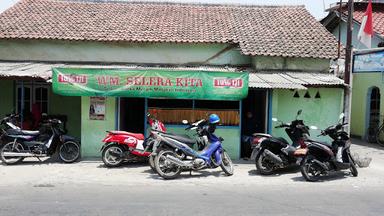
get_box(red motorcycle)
[101,113,166,167]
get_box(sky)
[0,0,336,20]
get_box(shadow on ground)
[290,170,354,182]
[248,166,300,177]
[352,138,384,151]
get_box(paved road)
[0,140,384,216]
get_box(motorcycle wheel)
[0,142,24,165]
[59,141,80,163]
[210,154,219,168]
[349,154,358,177]
[102,144,124,167]
[300,154,322,182]
[154,150,182,180]
[220,151,234,176]
[148,155,156,172]
[255,150,274,175]
[376,126,384,147]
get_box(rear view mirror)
[182,120,189,124]
[295,110,302,120]
[339,113,345,120]
[297,110,302,116]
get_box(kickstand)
[189,170,192,176]
[36,157,42,162]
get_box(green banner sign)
[52,68,249,100]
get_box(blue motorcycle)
[152,114,234,179]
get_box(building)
[322,1,384,140]
[0,0,344,159]
[322,0,384,49]
[352,48,384,140]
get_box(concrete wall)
[0,80,80,139]
[0,40,251,66]
[332,21,383,49]
[49,92,81,139]
[271,88,344,143]
[81,96,116,157]
[0,80,14,118]
[252,56,330,72]
[351,72,384,138]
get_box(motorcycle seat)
[307,139,333,148]
[7,129,40,136]
[274,137,289,145]
[107,131,145,140]
[162,133,196,145]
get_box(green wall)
[252,56,330,72]
[351,73,384,138]
[81,97,116,157]
[49,91,81,139]
[271,88,344,142]
[0,81,80,139]
[165,125,241,159]
[0,40,251,66]
[0,80,14,118]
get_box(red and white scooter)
[100,113,166,167]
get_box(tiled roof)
[335,2,384,38]
[351,4,384,37]
[0,0,340,59]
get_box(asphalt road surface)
[0,140,384,216]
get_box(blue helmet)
[209,114,220,124]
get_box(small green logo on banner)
[52,68,248,100]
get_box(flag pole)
[337,0,342,59]
[344,0,354,135]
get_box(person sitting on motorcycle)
[200,114,220,142]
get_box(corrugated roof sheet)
[0,62,345,89]
[0,62,241,80]
[249,72,344,89]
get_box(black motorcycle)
[300,114,358,182]
[0,116,80,165]
[252,110,311,175]
[0,114,21,145]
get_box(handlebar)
[0,114,19,125]
[274,123,290,128]
[185,119,206,131]
[319,122,348,137]
[42,119,62,125]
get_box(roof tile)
[0,0,340,59]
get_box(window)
[147,99,240,126]
[16,81,49,114]
[34,87,48,113]
[17,86,31,114]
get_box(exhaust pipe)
[2,152,46,157]
[166,155,190,167]
[264,149,283,164]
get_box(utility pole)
[344,0,354,134]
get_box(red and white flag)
[357,0,374,48]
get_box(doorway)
[367,87,381,141]
[241,89,267,158]
[119,98,145,133]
